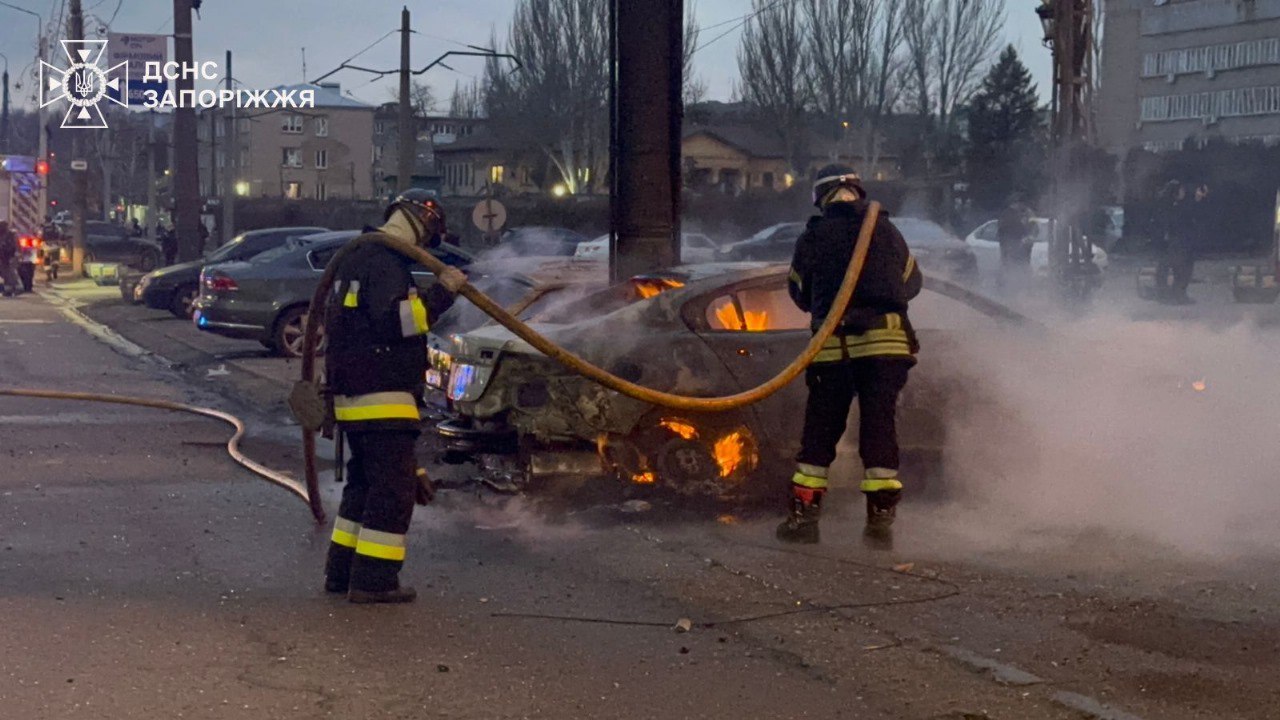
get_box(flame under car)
[437,263,1004,499]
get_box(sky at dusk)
[0,0,1051,110]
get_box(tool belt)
[813,313,916,363]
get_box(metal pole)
[396,6,413,193]
[1,64,10,154]
[222,50,235,242]
[146,111,156,239]
[68,0,88,275]
[612,0,683,282]
[208,106,216,247]
[172,0,201,262]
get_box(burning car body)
[435,262,1007,498]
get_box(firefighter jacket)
[325,233,455,428]
[788,200,923,362]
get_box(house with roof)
[200,82,376,201]
[682,124,902,195]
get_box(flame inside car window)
[706,285,810,332]
[712,302,771,331]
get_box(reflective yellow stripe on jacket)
[333,391,421,423]
[814,314,912,362]
[398,293,430,337]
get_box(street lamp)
[1036,1,1055,46]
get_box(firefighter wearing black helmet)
[323,189,467,603]
[776,165,922,545]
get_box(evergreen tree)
[965,45,1044,212]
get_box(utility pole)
[396,6,413,193]
[68,0,88,275]
[208,107,216,248]
[172,0,201,262]
[1039,0,1096,302]
[221,49,235,242]
[146,111,156,239]
[611,0,683,281]
[1,57,10,153]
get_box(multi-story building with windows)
[1098,0,1280,154]
[199,82,374,201]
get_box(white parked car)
[965,218,1108,277]
[575,232,722,264]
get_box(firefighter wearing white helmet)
[776,165,923,544]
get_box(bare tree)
[902,0,939,119]
[866,1,907,172]
[803,0,875,134]
[390,81,438,116]
[931,0,1006,132]
[484,0,610,194]
[448,81,483,119]
[684,1,706,107]
[737,0,812,174]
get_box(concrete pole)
[396,6,413,193]
[68,0,88,275]
[612,0,683,282]
[1,64,10,153]
[221,50,235,241]
[171,0,202,262]
[146,112,156,238]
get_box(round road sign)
[472,199,507,234]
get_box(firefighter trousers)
[325,428,419,593]
[796,358,912,478]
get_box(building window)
[372,145,383,162]
[1141,85,1280,122]
[490,165,505,184]
[315,116,329,137]
[285,181,302,200]
[762,171,775,188]
[315,149,329,170]
[215,117,226,138]
[282,148,302,167]
[216,151,226,169]
[282,114,304,134]
[315,183,328,201]
[1143,38,1280,78]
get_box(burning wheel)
[606,414,761,498]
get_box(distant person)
[161,224,178,267]
[0,222,20,298]
[130,218,143,237]
[997,199,1034,274]
[1155,181,1196,305]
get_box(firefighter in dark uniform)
[323,189,467,603]
[777,166,923,544]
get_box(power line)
[693,0,794,56]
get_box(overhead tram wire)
[693,0,796,56]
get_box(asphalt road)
[1,280,1279,719]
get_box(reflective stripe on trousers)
[355,527,407,562]
[333,392,421,423]
[331,516,362,548]
[791,463,829,490]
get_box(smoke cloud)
[934,307,1280,559]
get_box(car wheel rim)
[283,314,323,356]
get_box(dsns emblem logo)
[39,40,128,129]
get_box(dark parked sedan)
[82,221,163,273]
[137,226,328,317]
[716,222,807,262]
[193,231,474,357]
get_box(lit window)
[282,114,304,134]
[490,165,505,184]
[315,116,329,137]
[315,149,328,170]
[285,181,302,200]
[282,148,301,167]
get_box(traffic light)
[35,159,49,176]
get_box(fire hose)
[0,388,310,506]
[297,203,884,524]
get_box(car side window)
[975,221,998,241]
[309,246,339,270]
[703,284,809,332]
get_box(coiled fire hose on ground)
[0,388,310,506]
[296,204,884,524]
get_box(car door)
[690,275,812,454]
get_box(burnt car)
[438,263,1002,498]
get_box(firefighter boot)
[864,490,901,530]
[776,487,824,544]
